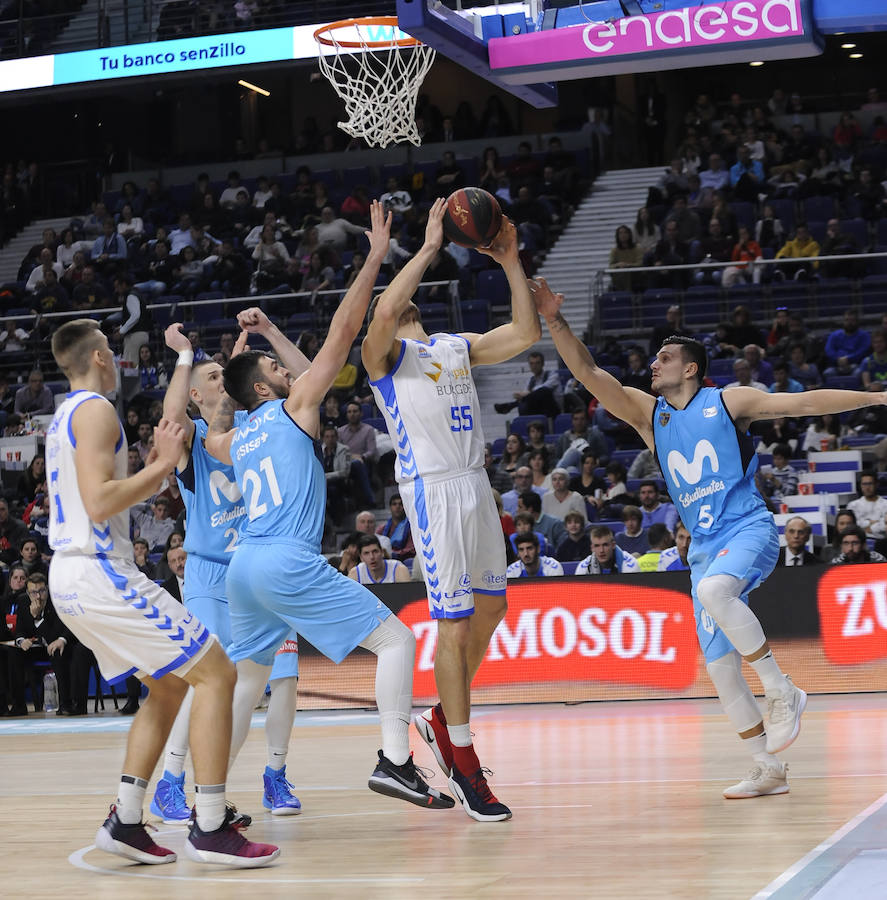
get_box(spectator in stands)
[355,510,392,556]
[694,217,732,285]
[628,449,662,480]
[555,512,591,563]
[136,344,166,393]
[775,222,820,281]
[830,526,887,565]
[131,496,175,552]
[507,141,542,191]
[554,409,608,470]
[860,329,887,392]
[636,524,674,572]
[755,416,801,456]
[25,249,63,293]
[802,414,843,452]
[509,511,549,556]
[847,472,887,542]
[90,217,127,275]
[526,449,551,493]
[743,344,773,386]
[806,146,844,194]
[14,370,54,416]
[665,195,701,244]
[850,168,885,222]
[484,444,512,495]
[300,250,336,297]
[15,537,47,578]
[56,228,80,268]
[699,152,729,193]
[134,240,173,298]
[132,538,155,579]
[658,522,691,571]
[609,226,643,291]
[320,423,351,524]
[754,203,785,253]
[722,225,763,287]
[497,433,526,483]
[506,532,563,578]
[15,454,45,505]
[649,304,692,356]
[117,203,144,241]
[208,239,251,296]
[32,269,70,316]
[821,509,857,563]
[632,206,660,254]
[0,320,31,353]
[316,205,365,253]
[568,450,605,502]
[658,158,689,200]
[824,309,871,377]
[380,176,413,215]
[332,532,362,576]
[788,342,822,389]
[510,185,551,247]
[727,304,765,349]
[479,147,506,195]
[819,218,862,279]
[0,499,28,567]
[162,546,187,603]
[431,150,465,198]
[777,517,821,567]
[542,468,587,522]
[170,245,205,298]
[494,350,562,417]
[377,493,415,562]
[588,461,628,515]
[758,443,799,505]
[113,273,152,375]
[218,170,245,208]
[648,219,690,288]
[615,505,649,556]
[729,145,765,202]
[638,481,679,531]
[517,490,565,551]
[576,525,641,574]
[348,534,410,584]
[726,358,767,391]
[767,308,791,349]
[769,360,804,394]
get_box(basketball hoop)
[314,16,436,148]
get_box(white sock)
[194,783,226,832]
[744,732,780,767]
[116,775,148,824]
[749,651,787,693]
[359,617,415,766]
[228,659,273,773]
[162,687,192,777]
[447,723,472,748]
[265,677,298,770]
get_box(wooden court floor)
[1,694,885,899]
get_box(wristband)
[176,350,194,368]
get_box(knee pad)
[706,651,762,735]
[359,615,415,657]
[696,574,746,620]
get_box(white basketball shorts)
[399,468,507,620]
[49,553,213,684]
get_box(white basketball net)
[316,20,436,148]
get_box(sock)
[447,723,471,747]
[194,783,226,832]
[748,651,787,693]
[265,676,297,771]
[162,687,193,778]
[744,732,780,768]
[116,775,148,824]
[228,659,273,772]
[452,742,480,775]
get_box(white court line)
[750,791,887,899]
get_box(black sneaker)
[94,805,177,864]
[184,819,279,868]
[494,402,514,414]
[188,802,252,830]
[368,750,455,809]
[449,765,512,822]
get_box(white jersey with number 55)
[369,334,485,483]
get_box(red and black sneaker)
[184,818,279,868]
[94,805,177,864]
[449,766,512,822]
[414,704,453,777]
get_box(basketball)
[442,187,503,248]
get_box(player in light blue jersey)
[534,277,887,799]
[362,199,540,822]
[205,202,454,812]
[149,314,309,824]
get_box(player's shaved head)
[51,318,106,376]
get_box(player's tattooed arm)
[533,278,655,446]
[723,385,887,425]
[236,308,309,378]
[204,394,236,464]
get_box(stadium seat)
[476,270,509,305]
[803,196,836,222]
[553,413,573,433]
[460,300,490,333]
[598,292,634,331]
[510,415,549,437]
[561,561,580,576]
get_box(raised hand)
[365,199,393,260]
[423,197,447,252]
[529,277,564,320]
[477,217,517,262]
[164,323,192,353]
[231,330,250,358]
[152,418,187,469]
[237,307,272,335]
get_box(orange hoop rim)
[313,16,422,49]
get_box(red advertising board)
[817,565,887,666]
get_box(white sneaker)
[765,676,807,753]
[723,762,789,799]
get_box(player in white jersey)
[362,198,541,822]
[349,534,410,584]
[149,313,310,824]
[46,319,278,867]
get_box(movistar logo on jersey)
[208,469,243,505]
[667,439,720,487]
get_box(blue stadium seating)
[510,414,549,436]
[598,292,634,330]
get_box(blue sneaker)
[262,765,302,816]
[150,770,191,825]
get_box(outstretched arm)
[533,278,656,446]
[236,307,311,378]
[465,220,541,366]
[723,385,887,429]
[163,323,198,470]
[361,198,446,380]
[203,394,237,465]
[285,201,391,431]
